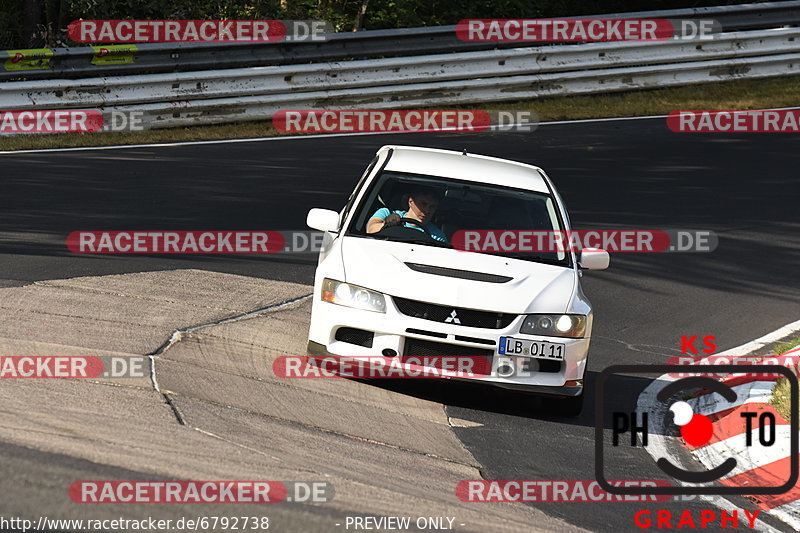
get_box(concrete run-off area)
[0,269,584,532]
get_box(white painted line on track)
[713,318,800,358]
[0,116,646,155]
[4,106,799,155]
[771,502,800,531]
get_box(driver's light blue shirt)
[371,208,448,243]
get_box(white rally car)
[305,145,608,416]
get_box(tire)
[548,392,584,417]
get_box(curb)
[684,346,800,527]
[637,325,800,533]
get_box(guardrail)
[1,4,798,131]
[2,0,799,82]
[3,28,799,126]
[4,29,798,109]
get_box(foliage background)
[0,0,755,48]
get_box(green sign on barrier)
[3,48,53,71]
[91,44,138,65]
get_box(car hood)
[341,236,575,314]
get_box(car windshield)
[346,170,570,267]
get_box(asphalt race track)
[1,117,799,532]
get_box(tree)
[354,0,369,31]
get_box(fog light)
[382,348,397,357]
[497,364,514,377]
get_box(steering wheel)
[398,217,432,237]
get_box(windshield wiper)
[393,237,453,248]
[515,255,569,266]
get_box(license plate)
[498,337,565,361]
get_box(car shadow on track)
[352,370,670,431]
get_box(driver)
[366,187,448,243]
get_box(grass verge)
[1,74,799,152]
[770,337,800,421]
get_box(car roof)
[377,145,550,193]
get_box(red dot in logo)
[680,414,713,446]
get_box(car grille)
[403,337,493,358]
[454,335,496,346]
[519,357,562,374]
[402,338,493,374]
[392,296,516,329]
[334,327,374,348]
[406,328,447,339]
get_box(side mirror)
[307,208,340,233]
[578,248,609,270]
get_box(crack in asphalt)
[145,293,313,426]
[596,334,685,356]
[137,292,484,471]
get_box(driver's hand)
[383,213,402,228]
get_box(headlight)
[321,278,386,313]
[520,314,587,338]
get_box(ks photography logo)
[594,365,798,495]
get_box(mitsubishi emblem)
[445,310,461,325]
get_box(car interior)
[354,174,558,243]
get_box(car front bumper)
[307,340,582,397]
[307,297,590,397]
